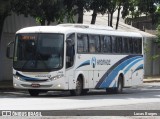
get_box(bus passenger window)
[123,37,129,53]
[129,38,133,53]
[138,38,142,54]
[112,36,117,53]
[89,35,100,53]
[133,38,138,54]
[77,34,88,53]
[90,43,96,53]
[117,37,122,53]
[104,36,112,53]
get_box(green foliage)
[63,0,77,23]
[156,25,160,45]
[0,0,11,15]
[0,0,12,46]
[11,0,64,25]
[151,54,160,61]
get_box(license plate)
[31,84,40,87]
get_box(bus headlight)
[49,74,64,81]
[13,75,25,81]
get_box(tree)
[115,0,122,29]
[63,0,76,23]
[107,0,117,27]
[85,0,106,24]
[76,0,86,23]
[64,0,87,23]
[0,0,11,46]
[115,0,132,29]
[156,5,160,44]
[11,0,64,25]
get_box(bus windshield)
[13,33,64,71]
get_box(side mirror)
[6,41,14,59]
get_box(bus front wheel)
[28,89,39,96]
[70,77,83,96]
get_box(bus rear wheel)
[115,75,123,94]
[70,77,83,96]
[28,89,39,96]
[106,75,123,94]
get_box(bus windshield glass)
[13,33,64,71]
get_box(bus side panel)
[74,71,89,89]
[131,60,144,86]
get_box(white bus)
[7,24,143,96]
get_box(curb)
[0,86,15,91]
[143,79,160,83]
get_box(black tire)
[106,75,123,94]
[70,77,83,96]
[115,75,123,94]
[28,89,39,96]
[106,88,115,94]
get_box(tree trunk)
[0,14,6,48]
[40,18,46,25]
[116,6,121,29]
[91,9,97,24]
[110,12,113,27]
[47,21,51,25]
[108,12,110,26]
[77,6,83,23]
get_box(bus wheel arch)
[70,74,83,96]
[106,73,124,94]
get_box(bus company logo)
[91,57,96,68]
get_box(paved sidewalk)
[0,80,13,90]
[0,77,160,90]
[143,76,160,83]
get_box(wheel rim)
[118,80,122,93]
[76,80,82,95]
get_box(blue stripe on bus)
[16,72,47,81]
[76,60,90,69]
[95,55,143,88]
[133,64,144,73]
[124,58,143,74]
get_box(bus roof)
[16,24,142,37]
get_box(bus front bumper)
[13,77,68,90]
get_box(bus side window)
[100,36,104,52]
[104,36,112,53]
[138,38,142,54]
[123,37,129,53]
[77,34,88,53]
[129,38,133,53]
[66,33,75,68]
[112,36,117,53]
[117,37,122,53]
[133,38,138,54]
[95,35,100,52]
[89,35,98,53]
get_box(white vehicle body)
[12,24,143,94]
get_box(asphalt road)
[0,83,160,118]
